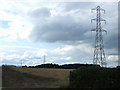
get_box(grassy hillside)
[2,66,73,88]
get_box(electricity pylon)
[43,55,46,64]
[91,6,107,67]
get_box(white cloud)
[1,42,118,67]
[1,43,93,65]
[107,55,118,61]
[106,55,119,67]
[6,54,20,60]
[0,0,34,41]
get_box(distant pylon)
[91,6,107,67]
[43,55,46,64]
[21,59,22,67]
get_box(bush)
[69,66,119,88]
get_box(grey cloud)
[60,2,95,11]
[105,31,118,50]
[29,2,118,50]
[29,7,51,18]
[29,15,90,44]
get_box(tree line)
[22,63,100,69]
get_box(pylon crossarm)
[91,18,97,23]
[102,29,107,35]
[100,8,105,14]
[100,18,106,24]
[91,8,97,12]
[91,29,96,31]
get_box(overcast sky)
[0,0,119,67]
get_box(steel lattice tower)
[91,6,107,67]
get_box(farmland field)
[2,66,73,88]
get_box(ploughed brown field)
[2,66,73,88]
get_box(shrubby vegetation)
[69,66,120,88]
[24,63,100,69]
